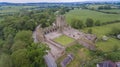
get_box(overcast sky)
[0,0,119,3]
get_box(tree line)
[71,18,101,29]
[71,18,120,29]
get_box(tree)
[11,43,49,67]
[11,40,27,52]
[3,27,16,39]
[25,19,36,30]
[71,19,84,29]
[86,18,94,27]
[27,43,50,67]
[11,49,30,67]
[14,30,33,45]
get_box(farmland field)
[65,9,120,24]
[0,6,38,22]
[0,6,37,14]
[83,23,120,38]
[53,35,75,46]
[83,23,120,52]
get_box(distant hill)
[0,2,120,6]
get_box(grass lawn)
[53,35,75,46]
[65,9,120,24]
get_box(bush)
[86,18,94,27]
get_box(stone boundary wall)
[50,39,65,47]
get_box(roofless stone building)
[35,15,97,67]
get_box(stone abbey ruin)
[36,15,97,67]
[35,15,97,67]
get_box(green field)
[65,9,120,24]
[53,35,75,46]
[84,23,120,38]
[0,6,38,22]
[0,6,37,14]
[83,23,120,52]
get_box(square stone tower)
[55,15,67,32]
